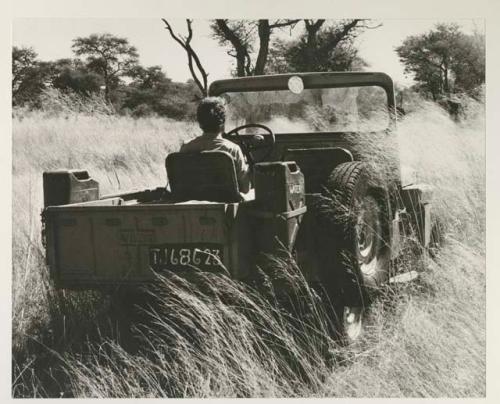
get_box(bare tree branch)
[214,19,301,76]
[357,21,383,30]
[162,19,209,96]
[162,19,188,50]
[332,19,361,45]
[215,19,251,77]
[186,20,209,94]
[269,19,301,29]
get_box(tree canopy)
[12,46,51,107]
[72,33,140,101]
[396,24,485,100]
[268,20,372,73]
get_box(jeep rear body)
[43,161,306,289]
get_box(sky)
[12,18,483,88]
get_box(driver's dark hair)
[197,97,226,133]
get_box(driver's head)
[197,97,226,135]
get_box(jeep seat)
[166,151,242,203]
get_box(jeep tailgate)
[43,202,238,289]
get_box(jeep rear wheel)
[309,282,365,346]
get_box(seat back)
[166,151,242,202]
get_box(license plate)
[149,243,224,272]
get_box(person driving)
[180,97,251,193]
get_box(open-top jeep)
[41,72,435,342]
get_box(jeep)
[41,72,435,343]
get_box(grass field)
[11,93,485,397]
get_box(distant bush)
[52,67,103,95]
[121,79,200,120]
[35,88,115,116]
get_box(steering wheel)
[224,123,275,164]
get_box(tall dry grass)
[12,90,485,397]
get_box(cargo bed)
[43,197,245,289]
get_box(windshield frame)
[209,72,396,134]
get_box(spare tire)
[313,162,391,343]
[327,162,391,289]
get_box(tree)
[211,19,300,77]
[12,46,51,106]
[123,65,172,115]
[161,19,208,96]
[396,24,485,100]
[72,33,139,101]
[450,29,485,96]
[12,46,38,97]
[268,20,376,74]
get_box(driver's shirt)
[179,134,250,193]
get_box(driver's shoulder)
[216,137,242,152]
[180,135,204,152]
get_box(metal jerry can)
[252,161,307,253]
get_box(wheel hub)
[343,306,363,341]
[346,312,356,324]
[355,196,381,276]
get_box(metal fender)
[401,183,434,247]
